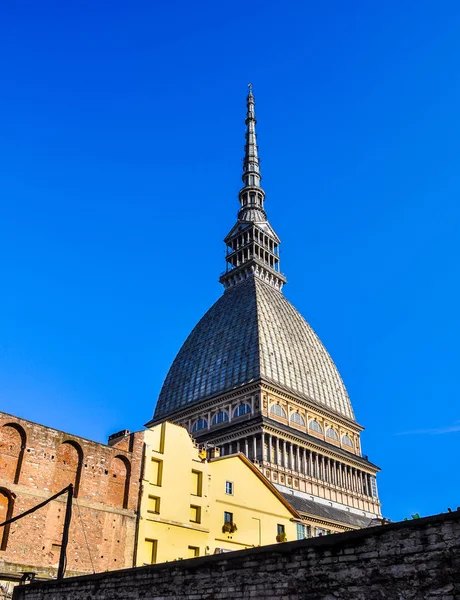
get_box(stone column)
[309,451,313,477]
[302,448,307,475]
[253,436,257,461]
[237,440,241,453]
[283,440,287,468]
[315,454,319,479]
[276,437,280,465]
[269,434,273,463]
[244,438,249,456]
[296,446,301,473]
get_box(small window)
[370,476,378,498]
[151,459,163,486]
[296,523,311,540]
[309,420,323,434]
[233,403,251,418]
[191,470,203,497]
[212,411,229,426]
[224,511,233,523]
[342,434,354,448]
[145,539,158,565]
[225,481,233,495]
[190,505,201,524]
[192,418,208,433]
[147,495,160,514]
[326,428,339,441]
[290,412,305,426]
[270,404,287,419]
[277,524,285,535]
[315,528,330,537]
[188,546,200,558]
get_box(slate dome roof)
[153,276,354,422]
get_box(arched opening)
[212,411,229,426]
[0,488,14,550]
[191,418,208,433]
[108,455,131,509]
[52,441,83,497]
[269,404,287,419]
[326,427,339,441]
[309,420,323,434]
[342,434,354,448]
[233,403,251,418]
[290,412,305,427]
[0,423,26,484]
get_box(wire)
[75,497,96,574]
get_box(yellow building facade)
[135,422,300,565]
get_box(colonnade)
[219,433,376,499]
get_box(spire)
[238,84,266,218]
[219,86,287,292]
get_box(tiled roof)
[154,276,354,421]
[281,492,376,529]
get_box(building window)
[309,419,323,434]
[296,523,311,540]
[342,434,354,448]
[290,412,305,426]
[225,481,233,495]
[192,418,208,433]
[326,428,339,441]
[315,528,330,537]
[224,511,233,523]
[190,505,201,524]
[188,546,200,558]
[144,539,158,565]
[212,411,229,426]
[191,470,203,497]
[147,495,160,514]
[150,459,163,486]
[277,524,285,536]
[370,476,378,498]
[233,403,251,418]
[270,404,287,419]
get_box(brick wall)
[12,510,460,600]
[0,412,144,584]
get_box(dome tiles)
[154,276,354,422]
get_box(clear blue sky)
[1,1,459,522]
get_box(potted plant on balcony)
[276,531,287,543]
[222,522,238,534]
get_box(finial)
[248,82,253,96]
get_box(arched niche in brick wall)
[0,488,15,550]
[107,455,131,509]
[52,441,83,497]
[0,423,27,485]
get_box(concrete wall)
[13,510,460,600]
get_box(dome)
[154,276,354,422]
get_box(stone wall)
[13,510,460,600]
[0,412,144,585]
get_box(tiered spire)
[237,84,266,221]
[219,86,286,292]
